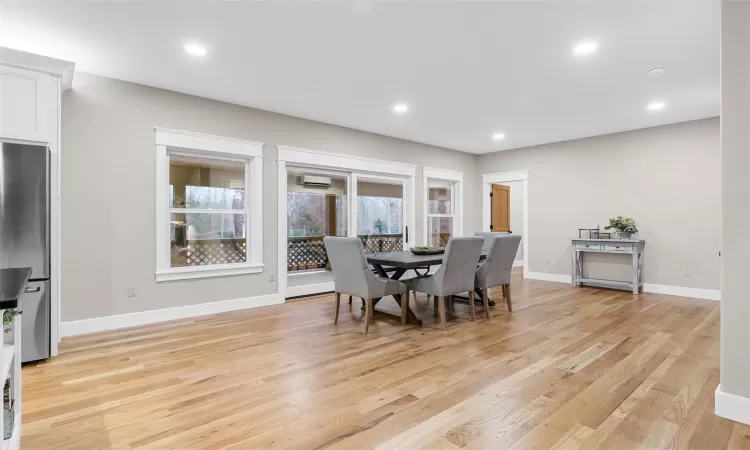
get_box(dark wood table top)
[0,267,32,309]
[366,251,485,269]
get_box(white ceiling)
[1,1,720,154]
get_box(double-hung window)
[155,128,263,281]
[423,168,463,247]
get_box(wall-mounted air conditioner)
[301,175,332,188]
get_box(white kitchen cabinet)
[0,65,58,143]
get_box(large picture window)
[168,155,247,267]
[155,129,263,281]
[277,146,417,298]
[284,169,409,274]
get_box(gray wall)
[61,71,721,324]
[62,72,479,322]
[720,1,750,401]
[477,118,720,290]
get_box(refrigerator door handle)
[24,286,41,293]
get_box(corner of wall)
[715,384,750,426]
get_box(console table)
[571,239,645,294]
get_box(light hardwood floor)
[21,269,750,449]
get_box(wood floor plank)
[19,268,742,449]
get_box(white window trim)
[155,128,264,282]
[422,167,463,246]
[278,145,416,177]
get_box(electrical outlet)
[684,268,692,277]
[269,272,276,282]
[127,285,137,297]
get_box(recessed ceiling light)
[492,132,506,141]
[184,42,207,57]
[648,67,666,77]
[646,101,666,112]
[392,103,409,115]
[573,40,598,56]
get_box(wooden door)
[491,184,511,232]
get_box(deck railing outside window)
[287,234,404,272]
[171,232,451,272]
[171,238,247,267]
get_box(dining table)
[365,251,487,326]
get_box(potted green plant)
[604,216,638,240]
[2,309,21,345]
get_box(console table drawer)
[575,242,603,251]
[603,243,632,253]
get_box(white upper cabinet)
[0,64,58,143]
[0,47,74,144]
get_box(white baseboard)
[61,293,283,337]
[525,271,571,284]
[513,260,524,267]
[643,283,720,301]
[524,271,720,301]
[716,384,750,425]
[285,282,335,298]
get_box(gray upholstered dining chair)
[404,237,484,329]
[323,237,408,334]
[475,234,522,317]
[474,231,511,253]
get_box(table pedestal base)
[370,266,423,326]
[452,287,497,307]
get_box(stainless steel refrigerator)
[0,142,50,362]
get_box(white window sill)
[155,263,264,282]
[287,269,328,277]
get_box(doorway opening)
[482,171,528,275]
[490,182,523,263]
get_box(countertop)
[0,268,32,309]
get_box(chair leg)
[348,295,352,305]
[432,295,438,317]
[334,292,341,324]
[469,291,476,321]
[505,284,513,312]
[400,290,408,325]
[484,285,491,320]
[364,298,373,334]
[438,296,447,329]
